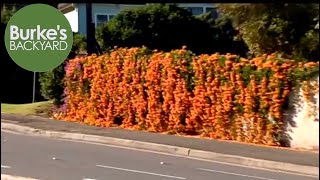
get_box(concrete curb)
[1,122,319,177]
[188,150,319,176]
[1,174,38,180]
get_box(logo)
[4,4,73,72]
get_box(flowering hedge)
[56,47,319,146]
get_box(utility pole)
[86,3,102,55]
[32,72,36,103]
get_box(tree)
[218,3,319,61]
[96,4,248,55]
[1,4,16,23]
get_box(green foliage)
[1,4,16,23]
[96,4,249,56]
[39,33,84,105]
[289,66,319,87]
[73,33,87,53]
[39,61,66,105]
[218,3,319,61]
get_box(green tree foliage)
[39,60,67,105]
[73,34,87,53]
[1,4,17,23]
[96,4,248,56]
[218,3,319,61]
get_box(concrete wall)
[284,75,319,150]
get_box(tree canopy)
[96,4,248,56]
[1,4,17,23]
[218,3,319,61]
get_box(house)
[58,3,219,35]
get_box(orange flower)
[59,48,318,147]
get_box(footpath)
[1,113,319,176]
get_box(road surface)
[1,131,318,180]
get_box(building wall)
[177,3,216,8]
[77,3,87,35]
[64,9,78,33]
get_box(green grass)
[1,101,54,117]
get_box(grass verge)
[1,101,53,117]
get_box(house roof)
[58,3,71,9]
[58,3,75,14]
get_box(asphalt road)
[1,131,318,180]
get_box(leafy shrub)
[73,33,87,53]
[39,61,67,105]
[96,4,248,56]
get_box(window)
[96,14,108,27]
[186,7,204,16]
[95,14,116,28]
[109,15,115,21]
[205,7,219,19]
[181,6,219,18]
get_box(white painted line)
[2,130,318,178]
[96,164,186,179]
[1,165,11,169]
[88,140,314,178]
[197,168,277,180]
[83,178,97,180]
